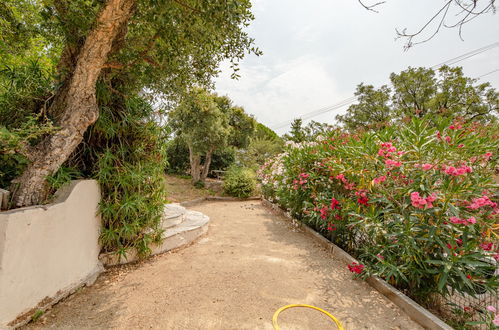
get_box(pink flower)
[468,195,497,209]
[320,206,328,220]
[376,254,385,260]
[450,216,462,224]
[445,136,451,144]
[373,175,386,184]
[385,159,402,168]
[411,192,436,209]
[330,198,341,210]
[484,152,493,161]
[493,315,499,326]
[457,144,464,148]
[411,192,427,209]
[335,174,345,181]
[480,242,493,251]
[466,217,476,224]
[347,262,365,274]
[486,305,496,313]
[421,163,433,171]
[442,165,472,176]
[357,196,369,206]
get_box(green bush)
[258,117,498,320]
[223,166,256,198]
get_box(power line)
[270,41,499,130]
[476,68,499,80]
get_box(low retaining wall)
[0,180,103,329]
[261,199,452,330]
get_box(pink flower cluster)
[442,165,472,176]
[356,190,369,206]
[410,192,437,209]
[335,173,355,190]
[319,205,328,220]
[414,163,433,171]
[347,262,365,274]
[330,197,341,210]
[385,159,402,168]
[373,175,386,184]
[449,216,476,225]
[378,142,397,158]
[293,173,310,189]
[467,195,497,210]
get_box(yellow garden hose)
[272,304,344,330]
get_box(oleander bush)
[258,117,498,309]
[223,165,256,198]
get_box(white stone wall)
[0,180,102,328]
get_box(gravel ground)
[23,201,421,330]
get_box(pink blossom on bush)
[385,159,402,168]
[373,175,386,184]
[442,165,472,176]
[493,315,499,326]
[411,192,437,209]
[468,195,497,209]
[445,136,452,144]
[320,206,328,220]
[480,242,493,251]
[486,305,496,313]
[421,163,433,170]
[347,262,364,274]
[484,152,493,161]
[330,198,341,210]
[457,144,464,148]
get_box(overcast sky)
[214,0,499,133]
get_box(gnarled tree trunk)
[188,145,202,183]
[10,0,135,207]
[200,147,214,182]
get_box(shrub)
[258,117,498,314]
[223,166,256,198]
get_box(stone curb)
[179,196,261,207]
[261,199,452,330]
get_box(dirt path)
[24,201,421,330]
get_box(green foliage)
[259,117,498,314]
[337,66,498,130]
[223,166,256,198]
[46,166,82,192]
[284,118,306,143]
[336,84,392,131]
[68,94,168,257]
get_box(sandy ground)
[24,201,422,330]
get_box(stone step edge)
[99,213,209,267]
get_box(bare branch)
[358,0,386,13]
[396,0,496,49]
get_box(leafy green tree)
[168,89,254,183]
[336,66,498,130]
[1,0,260,207]
[336,84,392,131]
[284,118,307,143]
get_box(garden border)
[260,198,453,330]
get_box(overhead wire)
[270,41,499,130]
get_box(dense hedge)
[223,166,256,198]
[258,118,498,323]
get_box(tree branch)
[358,0,386,13]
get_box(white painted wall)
[0,180,102,329]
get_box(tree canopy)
[336,66,498,131]
[168,88,255,182]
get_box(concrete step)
[99,205,209,267]
[162,203,186,228]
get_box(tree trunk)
[200,148,214,182]
[188,145,201,183]
[10,0,136,207]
